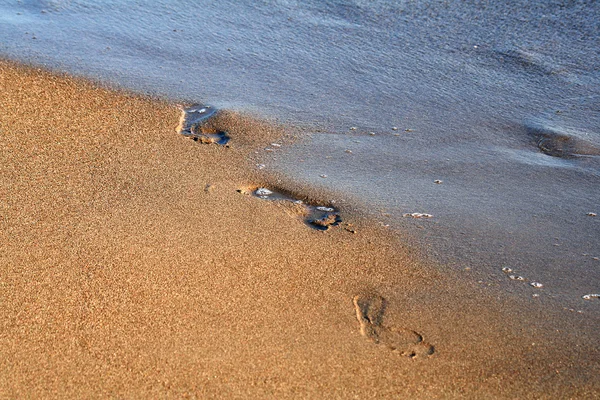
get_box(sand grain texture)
[1,61,599,399]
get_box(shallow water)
[1,0,599,309]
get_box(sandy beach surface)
[1,61,599,398]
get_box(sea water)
[1,0,598,311]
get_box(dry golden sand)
[1,61,599,399]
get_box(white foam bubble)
[403,213,433,218]
[582,294,599,300]
[316,206,334,212]
[255,188,273,196]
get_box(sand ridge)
[1,61,599,399]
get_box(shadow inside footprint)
[353,294,434,358]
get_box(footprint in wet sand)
[353,294,434,358]
[524,120,600,159]
[239,186,342,231]
[176,104,230,145]
[491,48,561,76]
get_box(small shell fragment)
[502,267,513,273]
[530,282,543,288]
[509,275,526,281]
[270,143,281,148]
[434,180,443,184]
[392,127,398,131]
[582,294,600,300]
[403,213,433,219]
[587,212,597,217]
[256,164,266,170]
[320,174,328,178]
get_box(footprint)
[353,294,434,358]
[240,186,341,231]
[524,120,600,159]
[353,293,386,340]
[489,47,563,77]
[176,104,230,145]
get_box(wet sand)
[1,61,599,398]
